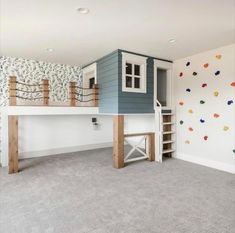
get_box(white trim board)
[18,142,113,162]
[173,153,235,174]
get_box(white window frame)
[122,52,147,93]
[82,63,97,89]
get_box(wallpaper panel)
[0,56,82,106]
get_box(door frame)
[153,60,173,110]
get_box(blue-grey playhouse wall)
[96,50,119,113]
[94,49,171,114]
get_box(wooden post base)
[8,116,18,174]
[147,133,155,161]
[113,115,124,169]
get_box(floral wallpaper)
[0,56,82,106]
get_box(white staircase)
[155,100,176,162]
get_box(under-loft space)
[0,1,235,233]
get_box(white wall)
[173,44,235,173]
[18,115,113,159]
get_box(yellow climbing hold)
[185,140,190,144]
[188,109,193,114]
[223,126,229,131]
[214,91,219,97]
[216,54,222,59]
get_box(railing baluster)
[42,79,49,106]
[93,84,99,107]
[9,76,17,106]
[69,81,76,106]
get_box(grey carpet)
[0,147,234,233]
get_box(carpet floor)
[0,147,235,233]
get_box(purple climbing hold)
[186,62,190,66]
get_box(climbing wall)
[174,44,235,171]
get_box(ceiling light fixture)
[46,48,54,52]
[77,7,90,14]
[169,39,176,43]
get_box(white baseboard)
[19,142,113,159]
[173,153,235,174]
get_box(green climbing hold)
[193,72,197,76]
[180,120,184,125]
[200,100,205,104]
[233,149,235,154]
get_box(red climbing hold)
[179,72,183,77]
[231,82,235,87]
[213,113,220,118]
[204,136,208,141]
[202,83,207,88]
[189,127,193,132]
[179,101,184,106]
[203,63,209,68]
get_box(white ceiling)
[0,0,235,66]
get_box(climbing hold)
[223,126,229,131]
[227,100,233,105]
[185,140,190,144]
[215,54,222,59]
[202,83,207,88]
[215,70,220,76]
[180,120,184,125]
[200,100,205,104]
[200,118,205,123]
[213,113,220,118]
[186,62,190,66]
[179,101,184,106]
[233,149,235,154]
[230,82,235,87]
[203,63,209,68]
[188,109,193,114]
[213,91,219,97]
[203,136,208,141]
[193,72,197,76]
[186,88,191,92]
[179,72,183,77]
[189,127,193,132]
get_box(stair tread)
[163,140,175,144]
[163,149,175,154]
[162,113,174,116]
[163,131,175,134]
[163,122,174,125]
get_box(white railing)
[155,99,163,162]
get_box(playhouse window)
[122,52,147,93]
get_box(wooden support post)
[42,79,49,106]
[69,81,76,106]
[113,115,124,169]
[93,84,99,107]
[147,133,155,161]
[9,76,17,106]
[8,116,18,174]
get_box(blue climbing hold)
[227,100,233,105]
[200,119,205,123]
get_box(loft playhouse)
[2,49,175,174]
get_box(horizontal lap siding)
[97,51,119,113]
[118,50,154,114]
